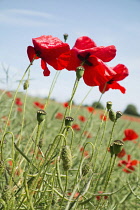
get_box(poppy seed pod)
[82,163,90,176]
[113,140,124,155]
[65,116,74,127]
[106,101,112,111]
[63,33,68,42]
[76,66,85,80]
[116,111,123,120]
[23,80,29,90]
[109,144,114,157]
[37,110,46,123]
[61,146,72,171]
[109,110,116,122]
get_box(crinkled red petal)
[74,36,97,49]
[112,64,129,81]
[83,57,116,86]
[100,81,126,94]
[90,45,116,62]
[32,35,70,62]
[27,46,39,62]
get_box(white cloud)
[0,9,57,27]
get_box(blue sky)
[0,0,140,112]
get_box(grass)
[0,87,140,210]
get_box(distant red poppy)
[123,129,139,141]
[118,155,138,173]
[72,124,81,131]
[6,91,12,97]
[78,115,86,122]
[8,160,13,166]
[84,131,92,138]
[17,107,23,112]
[96,191,108,200]
[86,106,94,113]
[79,146,89,158]
[2,116,10,126]
[59,36,116,86]
[117,148,126,158]
[67,192,80,198]
[27,35,70,76]
[63,102,69,108]
[100,114,107,121]
[34,101,45,109]
[99,64,129,94]
[55,112,63,120]
[15,98,23,106]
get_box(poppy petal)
[131,160,138,166]
[90,45,116,62]
[27,46,39,62]
[83,57,115,86]
[32,35,70,62]
[41,59,50,76]
[112,64,129,81]
[100,81,126,94]
[74,36,97,49]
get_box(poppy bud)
[23,80,29,90]
[106,101,112,111]
[63,33,68,42]
[76,66,85,80]
[116,111,123,120]
[37,110,46,124]
[109,110,116,122]
[61,146,72,171]
[112,140,124,155]
[65,116,74,126]
[82,163,90,176]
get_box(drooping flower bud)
[106,101,112,111]
[65,116,74,127]
[116,111,123,120]
[37,110,46,124]
[109,110,116,122]
[76,66,85,80]
[63,33,68,42]
[112,140,124,155]
[23,80,29,90]
[61,146,72,171]
[82,163,90,176]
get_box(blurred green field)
[0,90,140,210]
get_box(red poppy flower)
[117,148,126,158]
[2,116,10,126]
[27,35,70,76]
[63,102,69,108]
[15,98,23,106]
[96,191,108,200]
[34,101,45,109]
[55,112,63,120]
[6,91,12,97]
[99,64,129,94]
[123,129,139,141]
[59,36,116,86]
[72,124,81,131]
[100,114,107,121]
[78,115,86,122]
[86,106,94,112]
[17,107,23,112]
[84,131,92,138]
[118,155,138,173]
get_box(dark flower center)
[107,80,114,84]
[35,50,41,57]
[77,53,93,66]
